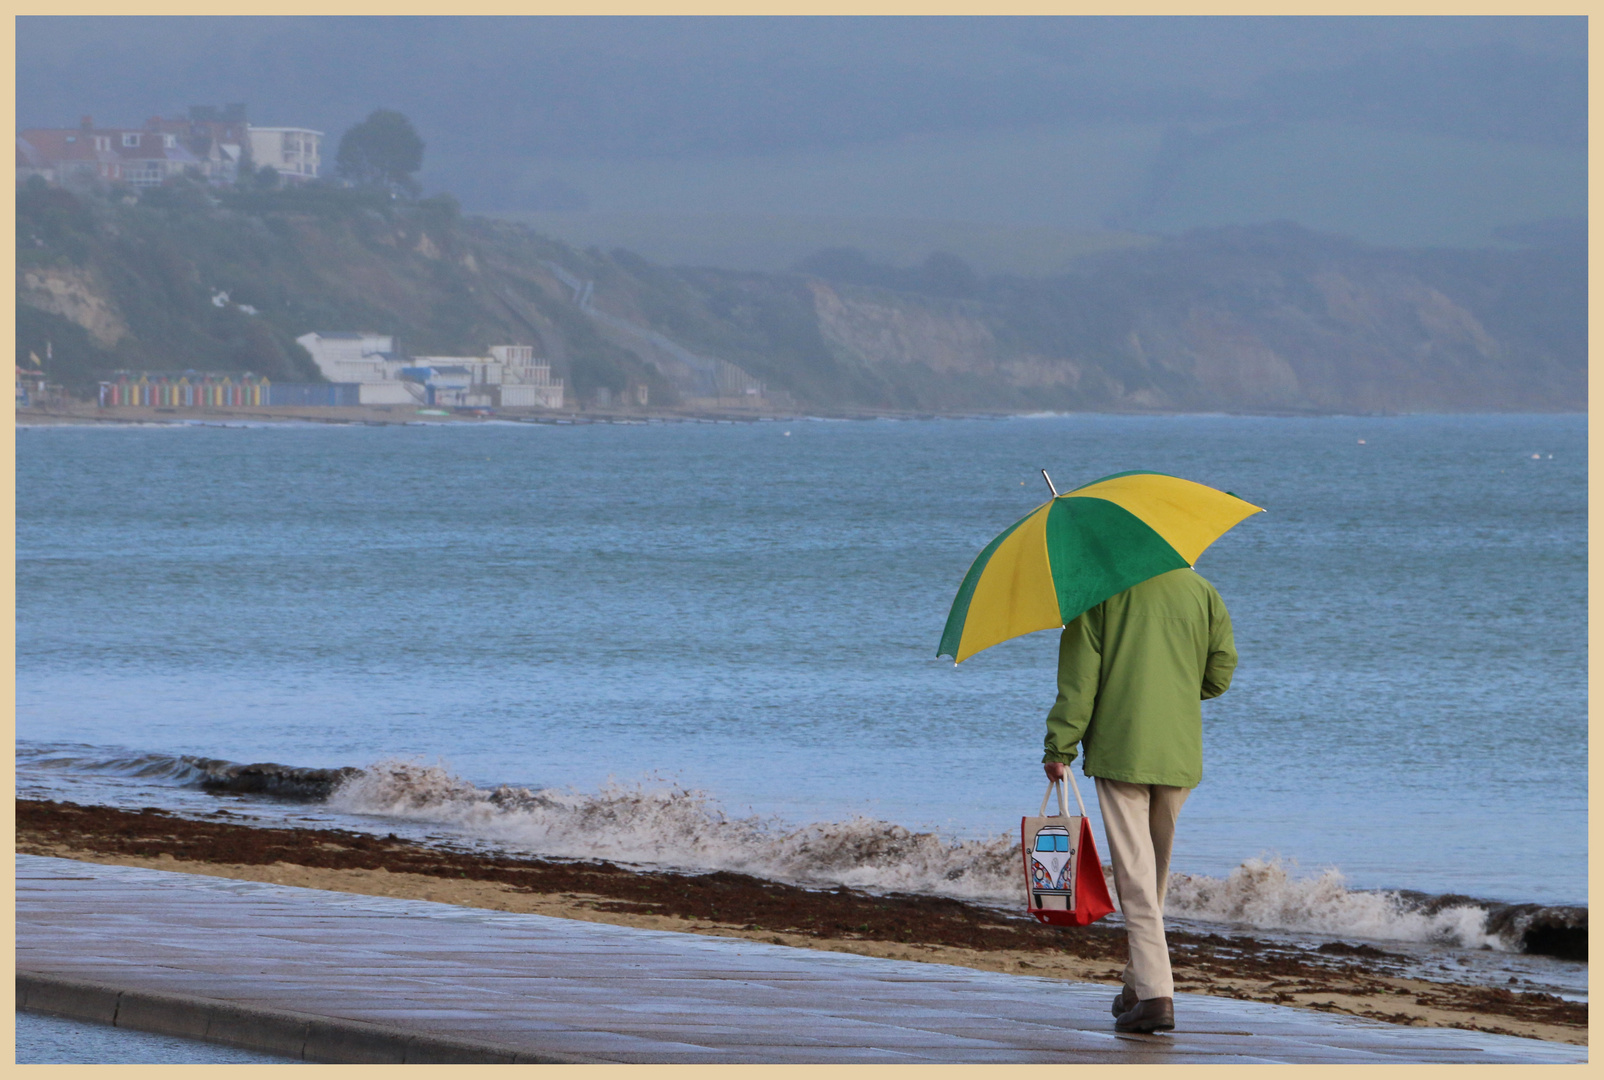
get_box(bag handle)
[1038,771,1090,818]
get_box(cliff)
[17,180,1583,413]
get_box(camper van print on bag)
[1021,779,1115,926]
[1030,824,1073,892]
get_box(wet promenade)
[15,855,1585,1064]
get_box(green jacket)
[1042,567,1236,788]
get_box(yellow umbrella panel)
[938,471,1263,663]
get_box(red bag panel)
[1023,816,1115,927]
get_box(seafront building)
[82,336,564,413]
[294,332,413,404]
[406,346,565,408]
[99,373,272,408]
[298,333,564,409]
[16,362,57,409]
[95,373,368,408]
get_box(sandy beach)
[16,798,1584,1046]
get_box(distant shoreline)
[14,404,1586,428]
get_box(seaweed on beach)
[15,797,1587,1041]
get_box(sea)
[15,412,1587,997]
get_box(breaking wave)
[16,745,1584,960]
[331,760,1584,958]
[18,744,357,800]
[1169,860,1501,952]
[328,760,1023,902]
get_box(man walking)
[1042,566,1236,1034]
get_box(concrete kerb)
[16,971,600,1064]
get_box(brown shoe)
[1111,986,1138,1018]
[1114,996,1175,1033]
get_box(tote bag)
[1021,773,1116,927]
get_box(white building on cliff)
[248,126,321,181]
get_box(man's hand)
[1043,761,1068,781]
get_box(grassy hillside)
[16,179,670,402]
[15,178,1584,413]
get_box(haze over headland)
[16,17,1585,413]
[18,16,1585,263]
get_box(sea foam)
[1165,858,1506,950]
[329,759,1020,900]
[19,744,1569,956]
[330,759,1529,952]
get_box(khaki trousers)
[1094,777,1191,1000]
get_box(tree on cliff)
[335,109,425,195]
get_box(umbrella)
[938,470,1263,663]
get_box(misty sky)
[17,17,1587,266]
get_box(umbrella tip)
[1041,469,1059,497]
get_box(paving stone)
[14,854,1584,1065]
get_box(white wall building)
[295,331,417,404]
[295,335,562,409]
[248,126,321,181]
[409,345,564,409]
[297,332,399,381]
[355,382,420,405]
